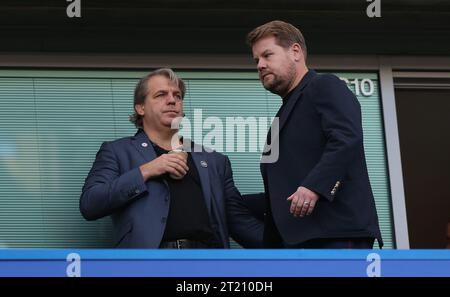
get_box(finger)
[176,159,189,172]
[166,163,184,176]
[165,153,184,161]
[173,163,188,176]
[287,194,294,201]
[167,153,188,164]
[168,158,189,171]
[174,157,189,171]
[306,200,317,216]
[294,201,305,217]
[168,167,186,178]
[289,195,299,214]
[299,201,309,217]
[293,198,305,217]
[167,162,187,176]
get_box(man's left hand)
[287,186,319,218]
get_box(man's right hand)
[139,153,189,181]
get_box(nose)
[166,93,176,104]
[257,59,267,72]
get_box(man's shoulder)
[101,134,135,149]
[313,73,343,87]
[308,72,351,97]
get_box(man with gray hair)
[80,68,263,248]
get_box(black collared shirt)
[152,143,222,247]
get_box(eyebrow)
[153,89,168,96]
[152,89,181,96]
[254,49,272,61]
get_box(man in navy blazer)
[80,68,263,248]
[246,21,383,248]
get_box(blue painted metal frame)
[0,250,449,277]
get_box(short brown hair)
[246,20,307,59]
[129,68,186,128]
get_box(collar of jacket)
[282,69,317,104]
[277,69,317,134]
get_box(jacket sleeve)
[223,156,264,248]
[79,142,148,221]
[300,74,363,202]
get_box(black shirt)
[152,143,222,247]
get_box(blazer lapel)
[131,129,157,163]
[277,69,317,134]
[190,147,212,215]
[261,70,317,164]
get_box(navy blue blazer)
[260,70,383,247]
[80,130,263,248]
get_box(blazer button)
[134,189,140,194]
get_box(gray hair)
[129,68,186,128]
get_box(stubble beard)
[262,63,297,97]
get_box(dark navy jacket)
[80,130,263,248]
[260,70,383,247]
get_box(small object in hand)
[168,148,188,179]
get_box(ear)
[291,43,303,62]
[135,104,145,116]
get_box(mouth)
[164,111,179,116]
